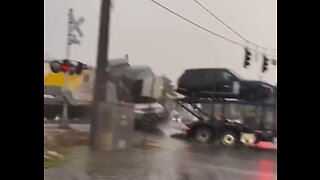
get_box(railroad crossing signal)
[68,9,85,45]
[49,60,88,75]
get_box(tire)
[220,131,239,147]
[194,126,213,143]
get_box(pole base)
[58,118,72,129]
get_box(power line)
[192,0,248,43]
[192,0,276,52]
[150,0,243,46]
[148,0,274,55]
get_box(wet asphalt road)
[45,121,277,180]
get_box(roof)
[108,58,129,67]
[123,65,155,79]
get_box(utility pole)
[90,0,112,149]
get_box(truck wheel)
[194,126,212,143]
[220,131,239,147]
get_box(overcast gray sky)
[45,0,277,85]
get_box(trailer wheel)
[220,131,239,147]
[194,126,212,143]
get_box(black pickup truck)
[176,68,275,101]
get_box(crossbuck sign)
[68,8,84,45]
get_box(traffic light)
[49,60,87,75]
[243,48,252,68]
[262,55,269,73]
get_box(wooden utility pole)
[90,0,112,149]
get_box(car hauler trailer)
[174,97,277,147]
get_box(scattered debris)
[133,135,161,149]
[45,151,65,159]
[44,129,88,169]
[44,150,69,169]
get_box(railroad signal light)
[61,64,70,72]
[75,62,88,74]
[49,60,63,73]
[49,59,88,75]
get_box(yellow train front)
[44,61,94,122]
